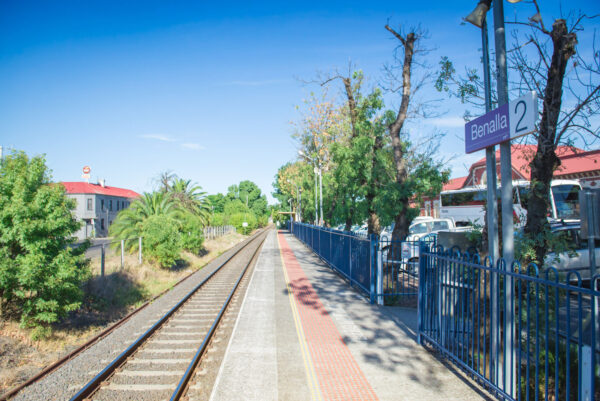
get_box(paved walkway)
[210,229,491,401]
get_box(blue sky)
[1,1,598,203]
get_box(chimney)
[99,179,105,187]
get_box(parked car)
[406,218,457,241]
[380,232,437,276]
[541,222,599,283]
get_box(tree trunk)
[525,19,576,265]
[385,25,417,243]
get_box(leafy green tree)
[207,193,226,214]
[226,181,268,218]
[0,151,89,335]
[142,215,182,268]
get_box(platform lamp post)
[299,150,320,226]
[494,1,520,397]
[466,0,520,395]
[288,179,302,222]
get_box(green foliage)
[0,151,90,332]
[515,225,576,267]
[141,215,182,268]
[209,212,226,226]
[168,178,211,224]
[229,212,257,235]
[110,191,180,252]
[111,174,213,261]
[207,193,226,213]
[179,213,204,254]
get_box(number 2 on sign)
[514,100,527,133]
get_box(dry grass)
[0,231,248,395]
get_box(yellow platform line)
[277,234,323,401]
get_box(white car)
[406,218,456,241]
[543,223,600,283]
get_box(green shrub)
[0,151,90,333]
[142,215,182,268]
[229,212,257,235]
[257,214,268,227]
[179,213,204,254]
[210,212,226,226]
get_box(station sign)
[465,91,538,153]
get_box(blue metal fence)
[292,222,374,297]
[419,246,600,401]
[376,234,437,305]
[289,223,599,400]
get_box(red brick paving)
[278,232,379,401]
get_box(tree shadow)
[60,271,147,330]
[282,233,496,401]
[171,258,191,272]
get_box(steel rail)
[0,231,261,401]
[169,229,267,400]
[69,228,268,401]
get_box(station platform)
[210,229,490,401]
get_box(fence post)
[417,241,427,345]
[370,236,376,304]
[100,244,105,277]
[120,239,125,269]
[138,237,142,265]
[376,237,383,306]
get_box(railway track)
[68,228,269,401]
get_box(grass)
[0,231,248,395]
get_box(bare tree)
[507,1,600,264]
[384,24,430,242]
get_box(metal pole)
[296,185,299,223]
[138,237,142,265]
[314,166,318,225]
[586,191,597,277]
[299,188,302,222]
[120,239,125,269]
[481,17,499,266]
[493,1,515,396]
[483,14,501,390]
[100,244,105,277]
[319,166,323,226]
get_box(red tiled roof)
[61,182,141,198]
[555,149,600,176]
[467,144,587,182]
[443,176,468,191]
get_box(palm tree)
[168,178,211,225]
[109,191,179,251]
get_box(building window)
[109,200,113,211]
[116,201,120,211]
[87,198,92,210]
[101,199,105,211]
[101,219,105,230]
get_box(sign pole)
[493,1,515,396]
[481,15,501,389]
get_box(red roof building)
[61,181,141,239]
[62,181,141,198]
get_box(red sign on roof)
[61,182,141,198]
